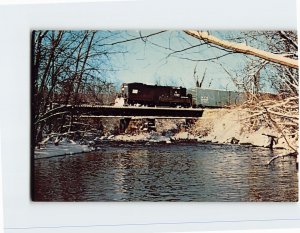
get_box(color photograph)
[32,30,298,201]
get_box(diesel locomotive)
[118,83,193,107]
[116,82,249,108]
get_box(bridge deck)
[75,105,204,118]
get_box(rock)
[69,140,77,144]
[239,133,270,147]
[107,135,114,139]
[88,141,95,146]
[54,137,61,146]
[226,137,239,144]
[174,132,189,140]
[239,142,252,145]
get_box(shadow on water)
[33,143,298,201]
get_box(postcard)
[31,30,298,201]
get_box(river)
[33,143,298,201]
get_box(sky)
[110,30,250,91]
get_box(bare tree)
[181,30,298,162]
[32,30,126,146]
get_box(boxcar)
[187,87,247,108]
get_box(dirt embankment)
[106,107,297,153]
[190,108,298,152]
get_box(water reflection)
[33,143,298,201]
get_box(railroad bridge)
[77,105,203,118]
[41,104,204,132]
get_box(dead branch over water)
[240,95,298,164]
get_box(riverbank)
[33,133,195,159]
[34,106,298,159]
[191,108,298,151]
[112,107,298,151]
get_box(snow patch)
[34,141,91,159]
[193,108,298,151]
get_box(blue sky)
[110,30,250,91]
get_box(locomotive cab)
[117,82,193,108]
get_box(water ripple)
[33,143,298,201]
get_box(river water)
[33,143,298,201]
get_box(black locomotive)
[119,83,192,107]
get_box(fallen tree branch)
[184,30,299,69]
[262,106,297,152]
[35,111,70,124]
[240,112,264,120]
[267,109,299,120]
[266,96,298,110]
[267,151,298,165]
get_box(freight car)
[119,83,192,107]
[187,87,248,108]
